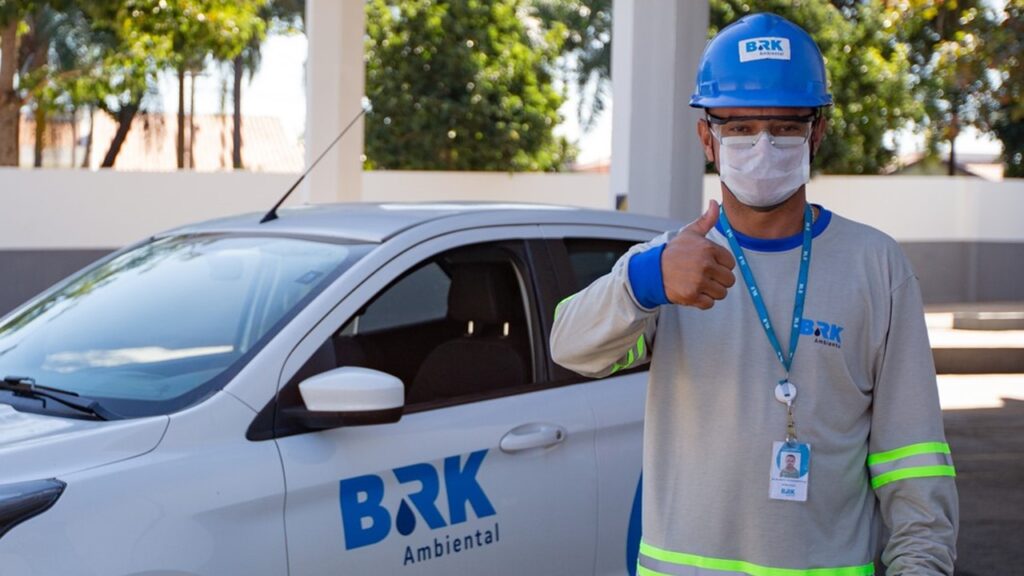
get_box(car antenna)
[260,98,371,224]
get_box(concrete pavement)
[939,376,1024,575]
[926,309,1023,574]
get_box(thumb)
[683,199,720,236]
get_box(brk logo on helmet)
[738,37,791,62]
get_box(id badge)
[769,441,810,502]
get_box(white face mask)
[717,135,810,208]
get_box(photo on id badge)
[770,441,810,501]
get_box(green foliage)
[118,0,267,69]
[886,0,1000,171]
[1,0,275,167]
[18,5,107,116]
[992,0,1024,177]
[533,0,610,132]
[539,0,1018,175]
[364,0,573,171]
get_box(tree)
[118,0,266,168]
[0,1,23,166]
[888,0,1000,175]
[533,0,924,174]
[992,0,1024,177]
[17,3,92,167]
[364,0,573,171]
[533,0,611,132]
[74,2,163,168]
[231,0,303,169]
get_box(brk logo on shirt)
[800,317,843,349]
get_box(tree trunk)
[0,20,20,167]
[948,111,959,177]
[81,105,94,168]
[101,103,140,168]
[188,69,196,169]
[26,11,49,167]
[177,65,185,168]
[71,106,78,167]
[232,53,243,169]
[33,104,45,167]
[948,139,956,176]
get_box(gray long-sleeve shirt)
[550,208,958,575]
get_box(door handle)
[499,423,567,453]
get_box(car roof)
[163,202,679,243]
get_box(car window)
[347,262,450,334]
[565,238,636,290]
[0,235,371,418]
[293,242,536,413]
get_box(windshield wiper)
[0,376,118,420]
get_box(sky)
[157,31,1002,170]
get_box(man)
[550,12,958,575]
[780,453,801,479]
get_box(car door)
[540,224,661,576]
[270,228,598,575]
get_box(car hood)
[0,404,169,483]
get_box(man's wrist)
[628,244,670,309]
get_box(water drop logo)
[396,499,416,536]
[800,317,844,349]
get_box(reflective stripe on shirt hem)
[867,442,955,488]
[639,541,874,576]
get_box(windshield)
[0,234,370,418]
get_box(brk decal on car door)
[339,449,501,567]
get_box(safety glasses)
[706,113,816,149]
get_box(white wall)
[703,175,1024,243]
[1,167,1022,249]
[0,169,291,249]
[363,171,610,209]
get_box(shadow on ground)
[945,397,1024,575]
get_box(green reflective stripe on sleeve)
[871,465,956,489]
[610,348,636,375]
[610,334,646,375]
[867,442,951,466]
[553,294,576,322]
[639,541,875,576]
[637,565,671,576]
[869,452,953,478]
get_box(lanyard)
[718,204,813,440]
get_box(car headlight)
[0,479,66,540]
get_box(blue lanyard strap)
[718,204,813,375]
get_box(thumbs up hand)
[662,199,737,310]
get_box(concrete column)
[304,0,365,204]
[609,0,634,210]
[611,0,708,222]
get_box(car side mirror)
[284,367,405,429]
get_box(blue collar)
[714,204,831,253]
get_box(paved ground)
[928,308,1024,573]
[938,375,1024,575]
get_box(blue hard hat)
[689,13,832,109]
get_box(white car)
[0,203,674,575]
